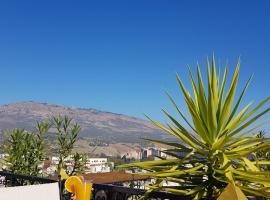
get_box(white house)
[85,158,110,173]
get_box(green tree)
[52,115,86,175]
[3,121,50,176]
[119,56,270,199]
[3,116,86,177]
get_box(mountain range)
[0,102,165,143]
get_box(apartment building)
[85,158,110,173]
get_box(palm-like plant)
[119,56,270,199]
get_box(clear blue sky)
[0,1,270,130]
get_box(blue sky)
[0,1,270,130]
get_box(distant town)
[0,146,173,177]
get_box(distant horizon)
[1,99,269,135]
[0,100,148,120]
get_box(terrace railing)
[0,171,262,200]
[0,170,189,200]
[0,170,56,186]
[92,183,188,200]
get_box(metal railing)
[92,183,188,200]
[0,171,262,200]
[0,170,189,200]
[0,170,56,186]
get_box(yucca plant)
[119,56,270,199]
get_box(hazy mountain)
[0,102,165,143]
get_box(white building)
[85,158,110,173]
[51,157,60,165]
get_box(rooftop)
[83,172,150,184]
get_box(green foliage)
[70,152,87,175]
[3,121,50,176]
[119,56,270,199]
[52,115,81,171]
[3,115,86,177]
[109,155,125,167]
[52,115,86,175]
[255,131,270,172]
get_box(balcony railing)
[0,170,56,186]
[0,171,262,200]
[0,170,189,200]
[92,183,188,200]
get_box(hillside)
[0,102,165,143]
